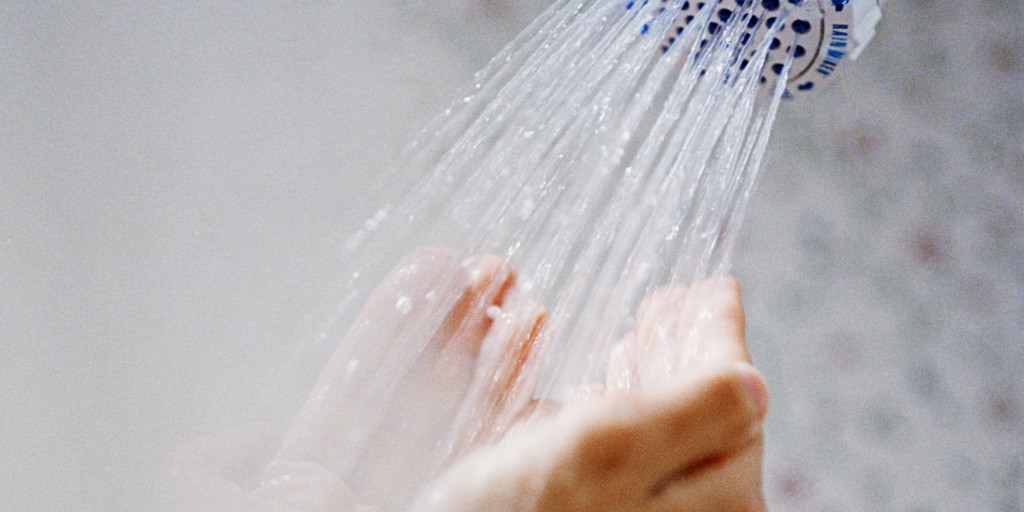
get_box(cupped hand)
[169,248,768,512]
[413,276,769,512]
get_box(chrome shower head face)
[645,0,884,97]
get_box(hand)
[169,246,536,511]
[168,423,368,512]
[169,247,768,511]
[413,276,769,512]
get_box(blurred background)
[2,1,1021,510]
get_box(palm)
[170,248,767,512]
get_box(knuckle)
[702,368,759,425]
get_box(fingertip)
[671,363,769,434]
[712,274,742,299]
[460,297,548,448]
[393,246,461,281]
[637,285,688,321]
[605,341,634,393]
[732,364,769,422]
[440,254,518,354]
[461,254,517,302]
[484,297,547,354]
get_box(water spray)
[171,2,889,511]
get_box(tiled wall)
[739,1,1023,509]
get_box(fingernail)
[739,371,769,420]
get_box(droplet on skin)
[345,359,360,381]
[396,295,412,314]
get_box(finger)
[677,275,749,366]
[483,297,546,416]
[254,460,362,512]
[173,423,282,486]
[636,363,767,475]
[620,277,750,390]
[567,363,768,492]
[168,424,283,512]
[513,397,562,427]
[277,246,461,471]
[606,338,635,393]
[616,285,690,389]
[647,435,766,512]
[451,296,547,452]
[432,254,517,358]
[343,253,519,509]
[631,286,689,361]
[636,285,690,335]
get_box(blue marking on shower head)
[636,0,885,98]
[832,0,851,11]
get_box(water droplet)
[345,359,360,380]
[519,199,536,219]
[396,295,412,314]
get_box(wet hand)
[413,277,770,512]
[170,249,768,511]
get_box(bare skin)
[170,247,768,511]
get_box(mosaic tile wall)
[740,1,1024,509]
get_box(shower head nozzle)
[651,0,884,97]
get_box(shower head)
[651,0,884,97]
